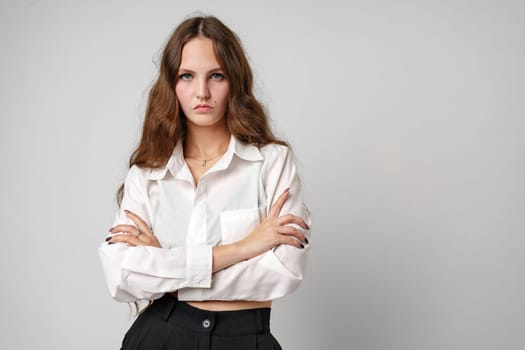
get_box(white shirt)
[98,135,311,302]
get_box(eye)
[178,73,192,81]
[210,72,225,80]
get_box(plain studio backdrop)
[1,0,523,349]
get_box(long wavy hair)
[117,15,287,204]
[132,15,285,167]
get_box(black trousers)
[121,294,282,350]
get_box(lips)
[193,104,212,112]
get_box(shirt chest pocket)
[219,207,262,245]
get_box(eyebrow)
[177,67,224,74]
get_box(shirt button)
[200,185,207,191]
[202,319,211,328]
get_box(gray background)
[1,0,523,349]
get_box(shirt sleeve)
[178,145,311,301]
[98,165,213,302]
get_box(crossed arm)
[99,147,311,302]
[107,189,307,272]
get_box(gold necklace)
[185,152,225,167]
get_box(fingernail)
[285,187,290,193]
[305,238,309,244]
[124,210,130,213]
[306,224,310,230]
[108,242,114,245]
[105,237,111,242]
[300,244,304,249]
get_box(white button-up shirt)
[99,135,311,302]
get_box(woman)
[99,15,311,350]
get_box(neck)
[184,122,230,159]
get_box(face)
[175,36,230,128]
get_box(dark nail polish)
[108,242,114,245]
[105,237,111,242]
[305,238,309,244]
[300,244,304,249]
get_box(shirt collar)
[231,135,264,162]
[144,134,263,181]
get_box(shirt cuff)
[186,245,212,288]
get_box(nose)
[196,77,210,100]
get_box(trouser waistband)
[149,294,272,336]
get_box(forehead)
[179,36,221,71]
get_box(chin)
[186,116,225,128]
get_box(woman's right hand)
[235,188,309,261]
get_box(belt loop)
[255,309,264,333]
[162,294,177,321]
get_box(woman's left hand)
[106,210,161,248]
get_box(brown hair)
[130,15,285,170]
